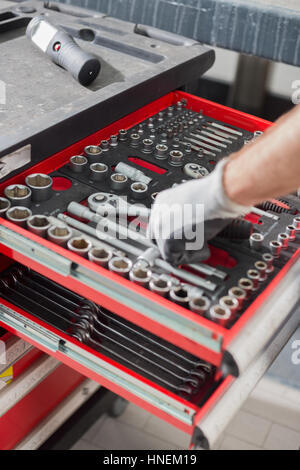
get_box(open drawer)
[0,91,299,377]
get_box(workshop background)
[60,0,300,451]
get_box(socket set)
[0,97,299,333]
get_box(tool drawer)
[0,91,299,447]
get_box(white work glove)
[148,158,251,265]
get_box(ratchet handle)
[47,31,100,86]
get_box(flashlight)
[26,16,101,86]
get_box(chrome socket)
[115,162,152,185]
[219,296,239,316]
[69,155,88,173]
[90,163,108,182]
[277,232,289,249]
[25,174,53,202]
[67,237,92,258]
[109,135,118,148]
[238,278,254,298]
[169,285,190,306]
[249,232,264,251]
[0,197,11,216]
[149,276,171,297]
[228,286,247,310]
[101,140,110,151]
[108,257,133,277]
[129,265,152,287]
[269,240,282,257]
[6,206,32,227]
[130,182,148,200]
[262,253,274,273]
[246,268,260,290]
[254,260,268,281]
[208,305,231,328]
[27,215,51,238]
[88,247,112,267]
[150,192,158,203]
[155,143,168,160]
[286,225,296,240]
[84,145,102,163]
[118,129,128,141]
[189,296,210,315]
[169,150,184,166]
[110,173,128,191]
[4,184,31,207]
[47,225,72,247]
[293,216,300,230]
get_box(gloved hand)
[148,158,251,265]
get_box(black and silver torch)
[26,16,101,86]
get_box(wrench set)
[0,98,299,331]
[0,264,214,401]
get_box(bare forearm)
[224,104,300,206]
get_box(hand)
[148,159,250,265]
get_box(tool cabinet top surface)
[63,0,300,66]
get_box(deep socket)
[169,285,190,306]
[247,269,260,290]
[277,232,289,249]
[25,174,53,202]
[169,150,184,166]
[189,296,210,315]
[110,173,128,191]
[0,197,11,216]
[6,206,32,227]
[27,215,51,238]
[254,260,268,281]
[4,184,31,207]
[262,253,274,273]
[219,296,239,315]
[67,237,92,258]
[90,163,108,181]
[69,155,88,173]
[47,225,72,247]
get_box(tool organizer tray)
[0,91,299,446]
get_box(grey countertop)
[60,0,300,66]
